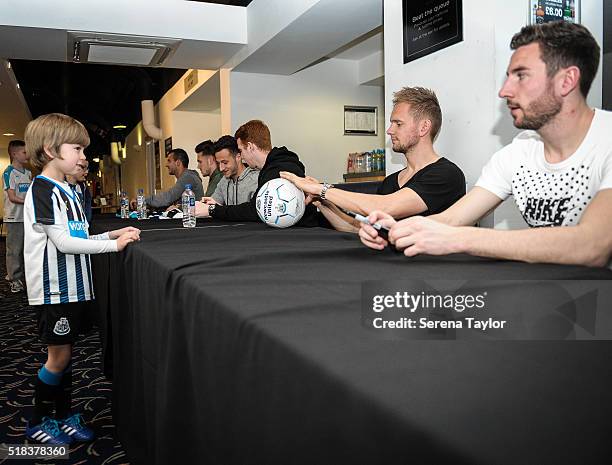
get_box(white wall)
[231,58,385,183]
[384,0,603,229]
[172,110,222,192]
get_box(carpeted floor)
[0,238,130,465]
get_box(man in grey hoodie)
[136,148,204,209]
[203,135,258,206]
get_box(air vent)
[68,32,180,66]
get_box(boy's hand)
[109,227,141,240]
[116,230,140,251]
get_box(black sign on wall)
[403,0,463,64]
[164,137,173,155]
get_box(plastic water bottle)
[120,191,129,219]
[137,188,147,220]
[182,184,196,228]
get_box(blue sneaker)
[58,413,95,442]
[26,417,74,445]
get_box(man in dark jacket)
[195,120,317,226]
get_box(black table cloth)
[90,215,612,465]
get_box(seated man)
[195,120,318,226]
[360,21,612,267]
[280,87,465,232]
[203,135,259,206]
[133,148,204,210]
[196,140,223,197]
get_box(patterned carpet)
[0,238,130,465]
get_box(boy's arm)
[36,223,118,254]
[90,232,111,240]
[6,188,25,204]
[5,170,25,204]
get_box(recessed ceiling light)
[93,157,100,162]
[6,61,11,69]
[113,124,127,129]
[3,133,15,136]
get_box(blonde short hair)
[25,113,90,169]
[392,87,442,142]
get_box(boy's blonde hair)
[25,113,90,169]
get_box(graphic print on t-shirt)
[511,163,592,227]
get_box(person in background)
[66,156,93,223]
[131,148,204,210]
[203,135,259,206]
[195,120,318,226]
[3,139,31,293]
[196,140,223,197]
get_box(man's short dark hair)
[7,140,25,161]
[169,148,189,168]
[195,140,215,157]
[214,135,239,156]
[510,21,600,98]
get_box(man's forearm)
[318,203,358,233]
[455,225,609,267]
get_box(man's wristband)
[320,183,333,201]
[208,204,216,217]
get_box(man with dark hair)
[195,120,318,226]
[3,140,31,292]
[360,21,612,267]
[203,135,258,206]
[134,148,204,209]
[281,87,465,232]
[195,140,223,197]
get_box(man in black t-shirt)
[281,87,465,232]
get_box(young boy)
[3,140,31,293]
[23,113,141,445]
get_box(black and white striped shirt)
[24,175,117,305]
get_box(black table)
[90,215,612,465]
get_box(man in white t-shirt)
[359,21,612,267]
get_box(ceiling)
[188,0,253,5]
[0,0,384,160]
[328,29,383,61]
[11,60,185,159]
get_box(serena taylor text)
[370,292,507,331]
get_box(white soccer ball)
[256,178,306,228]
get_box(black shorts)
[36,301,94,345]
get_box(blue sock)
[38,365,62,386]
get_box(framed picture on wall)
[528,0,580,25]
[344,106,378,135]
